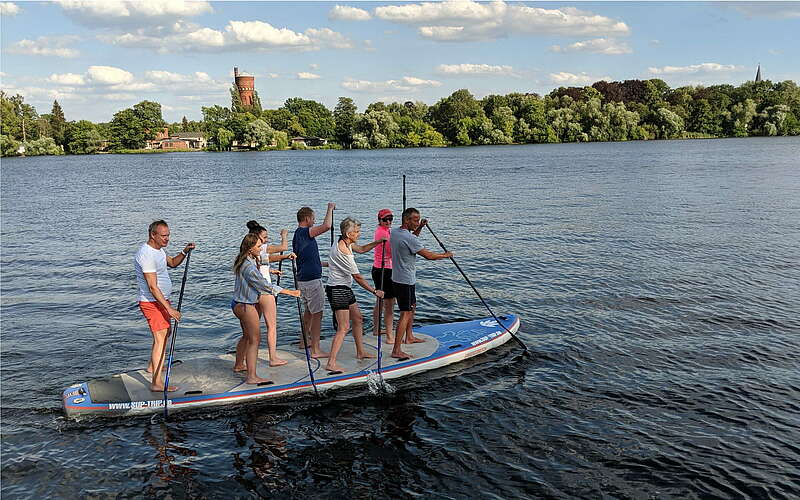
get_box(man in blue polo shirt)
[292,202,335,358]
[390,207,452,360]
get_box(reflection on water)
[2,137,800,497]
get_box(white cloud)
[0,2,21,16]
[104,20,354,52]
[309,63,319,70]
[375,0,629,42]
[436,63,516,77]
[5,36,81,58]
[726,3,800,19]
[87,65,134,85]
[102,93,136,101]
[342,76,441,93]
[297,72,321,80]
[550,38,632,55]
[48,66,136,86]
[144,70,212,84]
[550,72,612,85]
[56,0,213,28]
[329,5,372,21]
[0,85,84,101]
[648,63,744,75]
[226,20,311,47]
[48,73,86,85]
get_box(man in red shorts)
[134,220,195,392]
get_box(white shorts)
[297,279,324,315]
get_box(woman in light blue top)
[232,233,301,384]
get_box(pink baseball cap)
[377,209,393,219]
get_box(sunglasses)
[380,216,394,222]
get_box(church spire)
[755,64,762,82]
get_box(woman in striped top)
[232,233,301,385]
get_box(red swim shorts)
[139,300,172,333]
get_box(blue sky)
[1,1,798,123]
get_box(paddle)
[402,175,406,212]
[424,224,528,352]
[329,208,338,333]
[376,240,387,380]
[292,258,319,396]
[163,248,192,419]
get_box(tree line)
[2,78,798,157]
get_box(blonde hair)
[233,233,261,274]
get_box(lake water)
[1,137,799,498]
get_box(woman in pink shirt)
[371,208,395,343]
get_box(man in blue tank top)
[292,202,335,358]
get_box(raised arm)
[266,229,289,253]
[309,202,335,238]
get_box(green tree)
[109,108,144,150]
[652,107,685,139]
[215,127,234,151]
[202,105,232,150]
[50,100,67,146]
[282,98,334,138]
[132,100,166,140]
[489,106,516,141]
[428,89,486,144]
[243,119,277,149]
[727,99,757,137]
[23,137,62,156]
[262,108,294,132]
[1,134,21,156]
[333,97,357,148]
[65,120,103,154]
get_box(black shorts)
[325,285,356,311]
[371,267,396,299]
[394,283,416,312]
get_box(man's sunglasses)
[381,216,394,222]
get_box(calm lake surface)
[2,137,799,498]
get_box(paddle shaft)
[376,240,387,376]
[292,258,319,396]
[163,248,192,418]
[424,224,528,352]
[402,175,406,212]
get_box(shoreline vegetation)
[2,78,798,158]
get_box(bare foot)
[150,385,178,392]
[325,362,343,372]
[385,336,395,344]
[245,376,271,385]
[311,351,330,359]
[357,352,377,360]
[404,337,426,344]
[269,358,288,367]
[391,351,412,359]
[233,365,247,373]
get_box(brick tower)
[234,67,255,107]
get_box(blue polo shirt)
[292,226,322,282]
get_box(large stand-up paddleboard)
[62,314,520,419]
